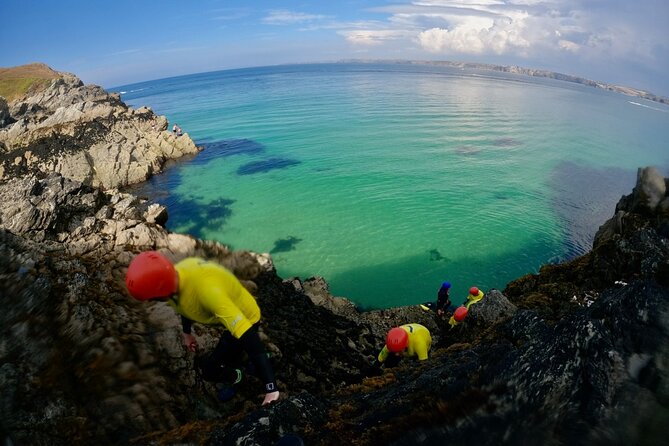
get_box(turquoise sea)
[117,63,669,309]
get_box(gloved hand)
[364,360,383,377]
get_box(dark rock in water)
[237,158,301,175]
[2,69,669,446]
[454,145,481,155]
[270,236,302,254]
[428,248,449,262]
[492,137,521,147]
[195,139,266,164]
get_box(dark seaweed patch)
[167,197,235,239]
[428,249,450,262]
[270,236,303,254]
[454,146,482,156]
[237,158,301,175]
[492,137,521,147]
[193,139,266,165]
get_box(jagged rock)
[208,392,327,446]
[297,276,360,319]
[631,166,666,213]
[465,289,517,326]
[0,96,9,127]
[144,202,168,225]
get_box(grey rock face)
[0,96,9,127]
[0,73,199,189]
[632,166,667,213]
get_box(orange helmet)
[454,306,468,322]
[469,286,479,296]
[386,327,409,353]
[125,251,178,301]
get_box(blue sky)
[1,0,668,95]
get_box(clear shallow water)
[118,63,669,309]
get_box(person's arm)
[239,326,280,405]
[365,347,389,377]
[181,316,197,352]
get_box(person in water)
[125,251,280,406]
[368,323,432,374]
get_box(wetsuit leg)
[199,331,245,383]
[239,325,278,393]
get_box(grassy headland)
[0,63,61,101]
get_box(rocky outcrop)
[0,66,667,445]
[0,71,199,189]
[0,96,9,127]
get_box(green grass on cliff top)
[0,63,60,102]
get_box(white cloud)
[341,29,415,46]
[342,0,659,62]
[417,13,531,55]
[262,10,328,25]
[558,39,580,52]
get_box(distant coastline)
[338,59,669,105]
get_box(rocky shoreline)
[1,66,668,445]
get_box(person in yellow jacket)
[125,251,279,406]
[448,286,485,328]
[368,323,432,374]
[464,286,485,309]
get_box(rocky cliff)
[0,64,199,189]
[1,67,668,446]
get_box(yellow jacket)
[378,323,432,362]
[465,290,485,309]
[168,257,260,339]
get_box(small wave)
[628,101,667,112]
[119,91,127,94]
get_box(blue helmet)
[440,281,451,290]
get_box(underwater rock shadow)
[164,196,236,240]
[492,137,522,147]
[193,139,267,165]
[270,236,303,254]
[428,248,451,262]
[237,158,301,175]
[454,146,482,156]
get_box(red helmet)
[386,327,409,353]
[469,286,479,296]
[125,251,178,301]
[454,306,468,322]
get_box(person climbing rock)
[368,323,432,375]
[448,286,485,328]
[464,286,485,309]
[125,251,280,406]
[436,281,455,316]
[420,281,455,318]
